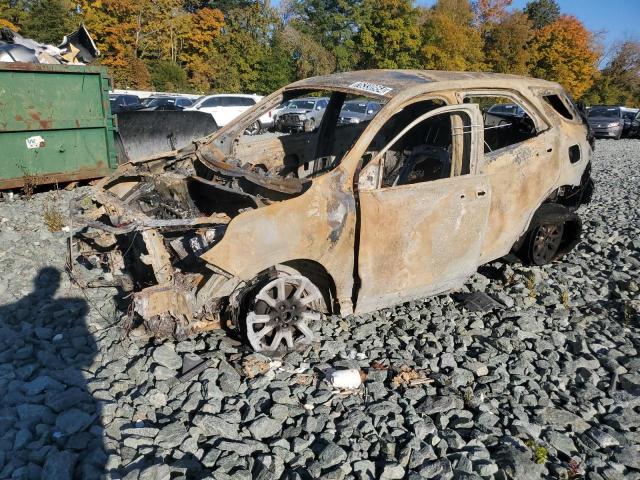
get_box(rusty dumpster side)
[0,62,118,189]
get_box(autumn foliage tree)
[528,15,600,98]
[1,0,618,102]
[420,0,485,71]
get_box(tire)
[517,204,581,266]
[239,267,326,353]
[245,120,262,136]
[523,222,565,266]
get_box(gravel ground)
[0,139,639,480]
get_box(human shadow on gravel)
[0,267,106,479]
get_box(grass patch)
[42,192,65,232]
[525,439,548,464]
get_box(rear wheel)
[524,222,565,266]
[243,273,325,353]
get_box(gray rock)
[587,428,620,449]
[545,431,577,456]
[152,344,182,370]
[45,388,90,413]
[614,446,640,470]
[318,443,348,469]
[537,407,590,433]
[417,395,461,415]
[55,409,93,435]
[156,422,188,449]
[42,450,77,480]
[23,376,65,395]
[249,416,282,440]
[380,463,405,480]
[193,414,240,439]
[352,459,376,480]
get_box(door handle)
[476,190,486,197]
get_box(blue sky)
[418,0,640,53]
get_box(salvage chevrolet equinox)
[70,70,594,353]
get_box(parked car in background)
[141,96,194,111]
[338,100,381,125]
[587,106,624,139]
[621,107,639,137]
[186,94,272,133]
[271,100,291,125]
[275,97,329,132]
[109,94,144,114]
[487,103,526,117]
[629,110,640,138]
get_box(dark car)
[587,106,624,140]
[621,108,639,136]
[338,100,381,125]
[141,96,194,111]
[109,94,144,114]
[630,111,640,138]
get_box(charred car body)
[70,70,594,353]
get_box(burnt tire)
[517,204,582,266]
[238,266,326,354]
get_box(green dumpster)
[0,62,118,189]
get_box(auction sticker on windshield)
[348,82,393,96]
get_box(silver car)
[587,106,624,140]
[275,97,329,132]
[338,100,381,125]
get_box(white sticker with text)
[348,81,393,96]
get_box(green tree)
[21,0,78,44]
[208,5,274,92]
[483,11,533,74]
[288,0,361,71]
[524,0,559,29]
[0,0,27,30]
[354,0,421,69]
[254,30,294,94]
[279,25,335,80]
[149,60,189,91]
[420,0,484,71]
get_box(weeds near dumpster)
[18,165,39,199]
[43,191,64,232]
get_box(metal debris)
[454,291,505,313]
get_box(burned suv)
[70,70,594,353]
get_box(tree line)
[1,0,638,104]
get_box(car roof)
[289,97,329,101]
[287,69,561,99]
[200,93,261,99]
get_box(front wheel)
[242,274,325,353]
[245,120,262,136]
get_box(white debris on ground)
[0,139,638,479]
